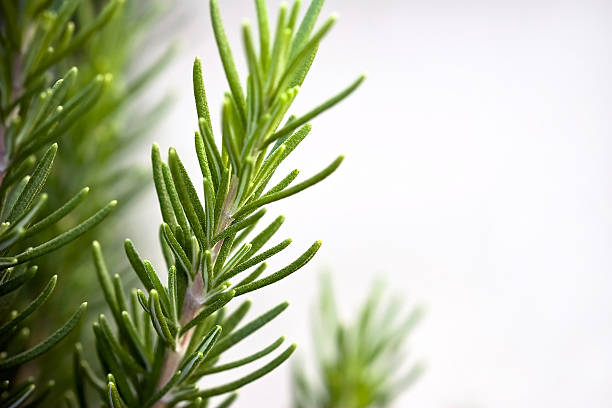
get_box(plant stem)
[153,187,236,407]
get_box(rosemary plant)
[0,0,126,403]
[292,275,425,408]
[81,0,364,406]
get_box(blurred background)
[126,0,612,406]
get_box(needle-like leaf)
[0,303,87,369]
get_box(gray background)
[132,0,612,406]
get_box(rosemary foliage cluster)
[1,0,174,403]
[81,0,364,406]
[0,0,125,404]
[28,0,172,389]
[293,276,424,408]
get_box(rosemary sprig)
[82,0,364,406]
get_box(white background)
[131,0,612,406]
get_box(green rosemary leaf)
[0,226,26,252]
[215,393,238,408]
[159,229,175,274]
[168,148,207,246]
[7,192,47,236]
[25,379,55,407]
[7,143,57,223]
[193,57,211,125]
[250,145,286,194]
[143,261,172,317]
[22,186,89,239]
[39,67,77,120]
[261,86,299,145]
[290,0,325,58]
[234,240,321,296]
[198,336,285,375]
[0,265,37,296]
[214,234,236,277]
[288,44,317,89]
[98,314,145,374]
[218,243,252,279]
[219,300,252,338]
[219,238,292,283]
[197,344,296,398]
[235,263,267,287]
[0,257,17,267]
[207,301,289,359]
[162,223,192,274]
[198,118,223,187]
[107,381,128,408]
[272,75,365,142]
[234,157,253,205]
[235,155,343,219]
[243,22,264,115]
[287,0,301,31]
[222,96,242,172]
[120,311,151,369]
[3,383,36,408]
[0,302,87,369]
[73,343,87,407]
[149,289,175,348]
[168,265,178,322]
[57,19,75,50]
[75,344,105,393]
[0,275,56,333]
[202,249,214,292]
[15,200,116,264]
[105,360,136,408]
[255,0,271,70]
[203,178,216,246]
[214,168,231,229]
[0,155,35,193]
[210,0,247,124]
[113,274,128,319]
[231,218,258,251]
[124,239,155,292]
[137,289,150,314]
[2,177,30,223]
[17,70,72,147]
[129,290,141,331]
[277,15,336,92]
[143,369,182,408]
[1,380,32,403]
[152,143,177,226]
[161,161,190,234]
[183,325,222,368]
[92,241,121,324]
[263,169,299,196]
[195,131,214,189]
[247,215,285,255]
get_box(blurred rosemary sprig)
[0,0,127,404]
[293,275,425,408]
[26,0,173,394]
